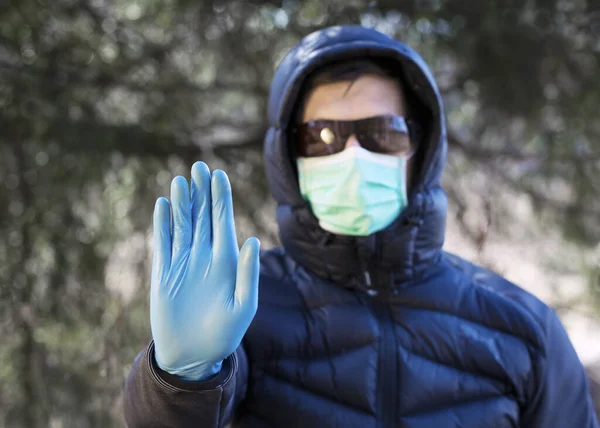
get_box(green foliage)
[0,0,599,425]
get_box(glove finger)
[152,197,172,285]
[170,176,192,262]
[190,161,212,253]
[211,170,238,259]
[234,237,260,312]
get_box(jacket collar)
[277,187,446,295]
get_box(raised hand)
[150,162,260,381]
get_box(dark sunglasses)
[292,115,418,158]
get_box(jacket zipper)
[369,297,397,428]
[358,237,398,428]
[359,257,397,427]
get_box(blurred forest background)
[1,0,600,426]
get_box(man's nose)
[344,135,361,150]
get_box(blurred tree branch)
[1,0,600,425]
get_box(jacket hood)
[263,25,448,295]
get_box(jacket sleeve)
[123,341,248,428]
[520,309,599,427]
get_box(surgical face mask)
[296,145,408,236]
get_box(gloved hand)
[150,161,260,381]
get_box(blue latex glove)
[150,162,260,381]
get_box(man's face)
[300,74,412,188]
[301,74,408,156]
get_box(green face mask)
[297,146,408,236]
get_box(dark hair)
[293,58,411,124]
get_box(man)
[124,25,598,427]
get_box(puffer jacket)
[123,25,599,428]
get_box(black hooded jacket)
[124,25,598,428]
